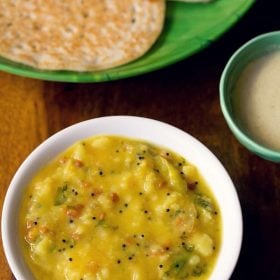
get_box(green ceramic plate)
[0,0,254,82]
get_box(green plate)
[0,0,254,83]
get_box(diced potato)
[74,223,87,235]
[72,144,87,161]
[62,160,79,181]
[157,157,185,191]
[131,268,146,280]
[143,173,157,193]
[190,233,214,257]
[82,273,96,280]
[34,179,55,205]
[182,165,197,182]
[34,237,53,257]
[200,208,214,225]
[97,194,112,209]
[90,137,111,149]
[189,255,201,266]
[26,227,39,243]
[163,192,181,206]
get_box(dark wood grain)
[0,1,279,279]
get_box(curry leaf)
[54,184,68,206]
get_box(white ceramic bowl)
[1,116,242,280]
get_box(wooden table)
[0,1,279,279]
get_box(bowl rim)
[1,116,243,280]
[220,30,280,159]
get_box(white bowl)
[1,116,242,280]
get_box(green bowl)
[220,31,280,162]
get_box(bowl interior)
[220,31,280,162]
[2,116,242,280]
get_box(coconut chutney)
[233,51,280,150]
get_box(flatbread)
[0,0,165,71]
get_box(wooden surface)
[0,1,279,279]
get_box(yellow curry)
[20,136,221,280]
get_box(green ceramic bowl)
[220,31,280,162]
[0,0,254,82]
